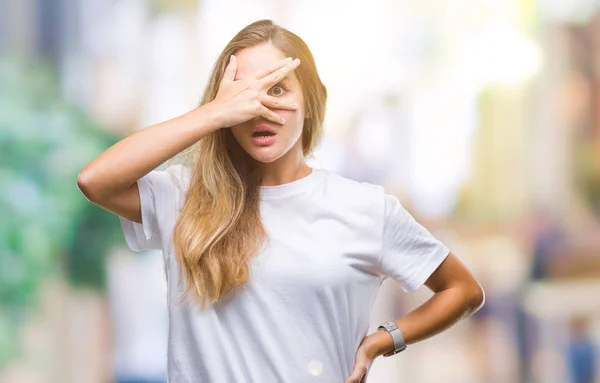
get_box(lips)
[251,124,277,147]
[251,124,276,138]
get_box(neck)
[256,142,311,186]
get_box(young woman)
[78,19,485,383]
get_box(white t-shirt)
[119,165,450,383]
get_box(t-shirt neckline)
[259,167,325,200]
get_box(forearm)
[367,284,484,358]
[78,103,221,199]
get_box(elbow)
[77,168,103,203]
[468,283,485,312]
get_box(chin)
[248,149,285,164]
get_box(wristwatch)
[377,321,407,357]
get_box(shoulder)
[144,163,191,192]
[142,164,192,212]
[322,169,385,194]
[322,170,408,214]
[163,163,192,191]
[320,168,387,208]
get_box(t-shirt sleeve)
[119,164,190,252]
[378,193,450,293]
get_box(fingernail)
[294,58,301,64]
[281,118,286,124]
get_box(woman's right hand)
[77,55,301,224]
[208,55,301,129]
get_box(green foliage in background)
[0,57,124,367]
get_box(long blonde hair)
[171,19,327,310]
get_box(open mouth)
[252,131,276,138]
[251,129,277,146]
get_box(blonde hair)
[171,19,327,310]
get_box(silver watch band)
[377,321,407,357]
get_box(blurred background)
[2,0,600,382]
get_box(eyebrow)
[276,77,291,86]
[235,74,293,84]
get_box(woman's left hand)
[345,333,379,383]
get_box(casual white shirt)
[119,165,450,382]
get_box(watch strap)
[377,321,407,357]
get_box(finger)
[252,57,293,80]
[259,105,285,125]
[259,94,299,111]
[223,55,237,82]
[257,58,300,89]
[345,366,367,383]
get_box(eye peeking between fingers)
[267,84,287,97]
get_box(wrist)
[192,102,224,134]
[366,329,394,359]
